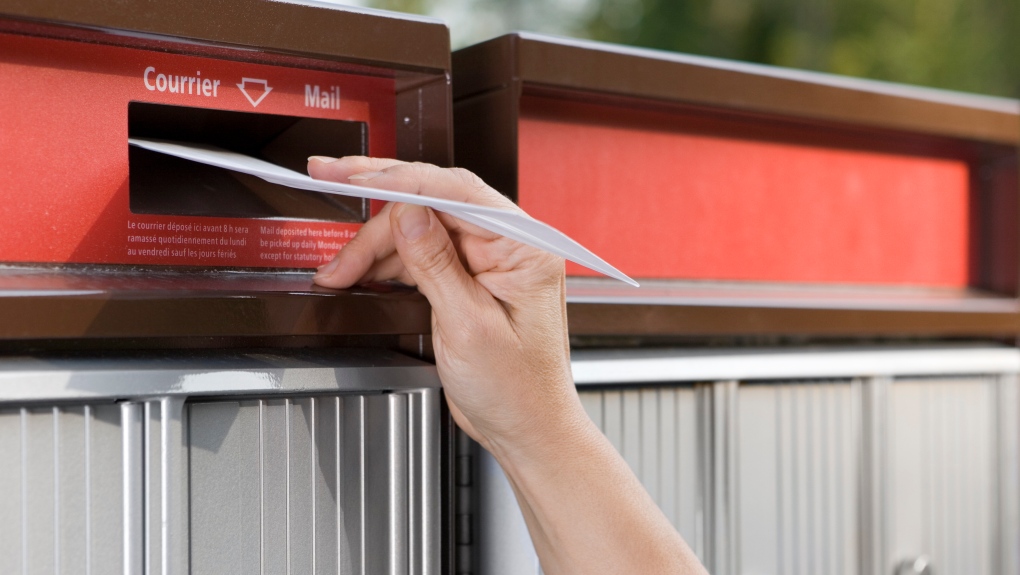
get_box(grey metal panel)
[262,399,290,574]
[571,346,1020,385]
[601,390,623,455]
[640,388,659,504]
[365,393,394,575]
[0,403,129,575]
[144,398,188,575]
[420,387,441,575]
[887,377,998,575]
[475,446,542,575]
[475,385,704,575]
[737,381,858,575]
[578,392,602,428]
[675,387,701,556]
[289,398,316,575]
[188,390,431,575]
[0,409,22,574]
[120,402,143,575]
[700,381,739,575]
[313,396,342,575]
[57,407,87,575]
[578,386,703,554]
[388,393,410,575]
[620,390,643,485]
[996,375,1020,575]
[24,407,57,574]
[0,350,440,403]
[658,387,678,528]
[188,400,261,575]
[343,395,366,574]
[860,377,888,575]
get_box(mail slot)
[0,4,451,270]
[128,102,369,222]
[0,2,452,574]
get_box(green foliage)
[585,0,1019,97]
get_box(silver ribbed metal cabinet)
[0,350,443,575]
[473,347,1020,575]
[737,381,859,575]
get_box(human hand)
[308,157,587,454]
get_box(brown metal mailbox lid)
[0,0,451,72]
[0,268,432,341]
[453,32,1019,145]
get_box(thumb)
[391,203,481,318]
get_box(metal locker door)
[737,380,859,575]
[188,389,440,575]
[473,384,704,575]
[0,402,140,575]
[883,376,1015,575]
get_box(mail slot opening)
[128,102,368,222]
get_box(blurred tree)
[355,0,1018,97]
[585,0,1019,97]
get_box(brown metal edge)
[566,302,1020,338]
[0,0,451,73]
[398,72,454,167]
[452,35,521,200]
[0,289,432,340]
[452,35,516,100]
[504,33,1019,145]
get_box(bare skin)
[309,156,708,575]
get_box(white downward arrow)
[236,78,272,107]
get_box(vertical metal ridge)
[285,398,292,575]
[790,386,801,575]
[154,397,189,575]
[84,405,92,575]
[143,402,152,575]
[20,408,28,575]
[408,392,422,575]
[859,377,888,575]
[338,397,350,575]
[775,386,786,575]
[422,388,440,575]
[699,380,739,575]
[310,397,317,575]
[357,396,367,575]
[334,396,343,575]
[259,399,266,575]
[389,393,409,575]
[696,385,709,562]
[52,407,60,574]
[996,374,1020,575]
[122,402,143,575]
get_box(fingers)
[307,156,404,183]
[313,202,398,288]
[390,202,491,323]
[355,163,518,208]
[349,163,522,241]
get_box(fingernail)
[313,255,341,279]
[308,156,338,163]
[396,204,430,241]
[348,171,384,181]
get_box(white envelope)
[129,138,639,287]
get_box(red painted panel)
[0,32,395,268]
[518,97,971,287]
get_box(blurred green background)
[353,0,1018,98]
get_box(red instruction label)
[0,32,396,268]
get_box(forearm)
[486,397,708,575]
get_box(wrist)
[481,388,599,480]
